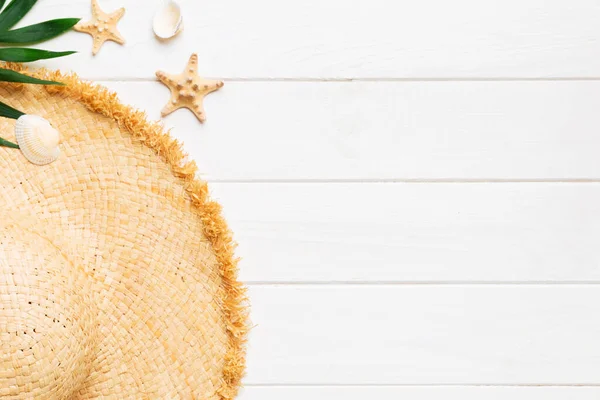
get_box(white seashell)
[15,115,60,166]
[153,0,183,40]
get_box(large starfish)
[156,53,224,123]
[74,0,125,55]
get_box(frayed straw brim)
[0,64,248,399]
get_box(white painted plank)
[98,80,600,181]
[245,285,600,384]
[24,0,600,79]
[239,386,600,400]
[210,183,600,282]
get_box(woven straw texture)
[0,65,248,399]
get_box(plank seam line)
[206,179,600,184]
[243,383,600,387]
[97,77,600,83]
[244,282,600,286]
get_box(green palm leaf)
[0,0,77,144]
[0,18,80,44]
[0,99,22,119]
[0,48,75,62]
[0,101,21,148]
[0,0,37,31]
[0,137,18,148]
[0,68,62,85]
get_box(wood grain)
[239,386,600,400]
[211,183,600,283]
[99,80,600,181]
[24,0,600,79]
[245,285,600,384]
[24,1,600,394]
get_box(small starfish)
[156,53,224,123]
[74,0,125,55]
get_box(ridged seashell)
[153,0,183,40]
[15,115,60,166]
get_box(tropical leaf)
[0,137,18,148]
[0,1,78,134]
[0,18,80,44]
[0,0,37,31]
[0,48,75,62]
[0,99,22,121]
[0,68,62,85]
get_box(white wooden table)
[32,1,600,398]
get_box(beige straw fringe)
[4,63,249,400]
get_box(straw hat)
[0,65,248,399]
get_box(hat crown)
[0,217,96,398]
